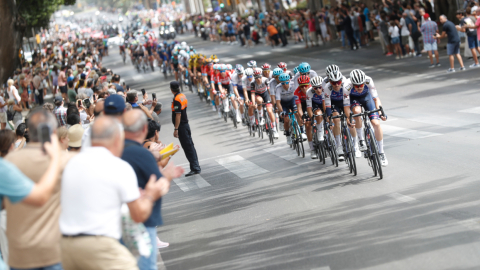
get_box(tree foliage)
[17,0,76,29]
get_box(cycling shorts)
[214,83,220,94]
[255,91,272,104]
[281,98,297,114]
[147,49,153,56]
[236,86,245,100]
[311,102,323,114]
[350,92,379,120]
[331,100,345,115]
[173,63,179,71]
[221,84,234,96]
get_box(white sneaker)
[380,153,388,166]
[273,130,279,139]
[218,111,222,118]
[337,146,345,161]
[236,116,241,123]
[207,96,211,101]
[287,136,293,145]
[259,118,265,126]
[301,133,307,141]
[310,150,318,159]
[355,148,362,158]
[279,124,284,131]
[212,105,217,111]
[199,87,204,93]
[224,105,230,112]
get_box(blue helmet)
[298,63,311,74]
[293,66,299,75]
[272,68,283,77]
[279,73,290,82]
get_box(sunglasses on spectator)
[353,83,365,88]
[281,82,290,85]
[330,80,342,85]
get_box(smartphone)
[152,93,156,100]
[83,98,91,108]
[77,100,82,107]
[38,123,51,153]
[141,89,146,96]
[93,94,97,101]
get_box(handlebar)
[349,106,386,123]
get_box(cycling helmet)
[310,76,324,87]
[245,68,254,76]
[214,64,220,70]
[173,51,179,56]
[253,68,262,78]
[293,66,299,75]
[247,60,257,68]
[235,65,245,74]
[350,69,366,85]
[205,58,213,63]
[189,45,194,50]
[221,64,228,70]
[261,63,271,70]
[279,73,290,82]
[298,62,311,74]
[328,70,343,82]
[277,62,287,70]
[325,64,340,77]
[179,49,186,55]
[297,75,310,85]
[272,68,283,77]
[226,64,232,70]
[181,41,187,47]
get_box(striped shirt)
[421,20,438,44]
[54,106,67,126]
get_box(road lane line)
[264,147,316,165]
[459,107,480,114]
[255,51,271,56]
[132,75,144,81]
[237,54,254,59]
[173,174,211,192]
[382,124,442,139]
[389,193,417,204]
[311,267,331,270]
[216,155,269,178]
[221,57,237,62]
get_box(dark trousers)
[178,122,201,172]
[346,31,358,50]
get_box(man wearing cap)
[171,81,201,176]
[420,13,441,67]
[53,96,67,126]
[68,124,84,152]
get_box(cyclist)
[231,65,246,124]
[134,44,145,69]
[251,68,279,139]
[243,68,256,129]
[278,62,294,79]
[261,63,272,79]
[179,50,190,84]
[247,60,257,69]
[213,64,223,117]
[324,70,352,162]
[188,53,197,90]
[201,57,213,102]
[294,75,316,158]
[171,51,181,81]
[145,39,155,70]
[306,76,326,158]
[323,64,341,91]
[275,73,305,145]
[292,62,318,91]
[218,64,241,123]
[346,69,388,166]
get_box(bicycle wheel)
[364,129,377,177]
[344,129,357,176]
[163,65,167,79]
[266,116,273,145]
[295,122,305,158]
[326,130,338,167]
[232,107,237,129]
[179,77,184,92]
[368,128,383,179]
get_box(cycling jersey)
[292,70,318,91]
[322,75,346,93]
[324,79,352,116]
[250,77,269,94]
[275,83,296,102]
[343,76,379,120]
[171,56,179,64]
[242,77,254,93]
[306,88,324,109]
[230,72,243,87]
[344,76,378,99]
[218,71,232,85]
[268,78,279,96]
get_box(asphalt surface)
[101,29,480,270]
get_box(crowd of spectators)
[0,21,181,270]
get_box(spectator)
[458,10,480,67]
[0,92,6,130]
[151,102,162,124]
[6,79,21,105]
[399,12,413,57]
[307,14,319,47]
[121,109,183,269]
[378,12,393,56]
[267,22,280,47]
[290,15,303,44]
[58,66,68,102]
[7,100,23,130]
[0,130,15,157]
[67,80,76,103]
[111,74,125,93]
[351,9,361,46]
[59,116,172,269]
[3,109,70,270]
[420,14,441,67]
[335,8,346,48]
[389,20,402,59]
[53,96,67,126]
[57,126,69,151]
[243,19,253,48]
[14,123,27,149]
[406,11,422,56]
[67,124,84,152]
[435,15,466,72]
[364,3,374,41]
[342,10,359,50]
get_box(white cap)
[472,6,478,14]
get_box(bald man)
[60,116,174,269]
[121,110,184,270]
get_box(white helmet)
[310,76,324,87]
[244,68,254,76]
[350,69,366,85]
[247,60,257,68]
[328,70,343,82]
[325,64,340,77]
[181,41,187,47]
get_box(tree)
[0,0,75,84]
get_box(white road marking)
[389,193,417,204]
[173,174,211,192]
[264,147,316,165]
[459,107,480,114]
[221,57,237,63]
[311,267,331,270]
[132,75,144,81]
[255,51,271,56]
[382,124,442,139]
[237,54,254,59]
[216,155,269,178]
[408,116,480,128]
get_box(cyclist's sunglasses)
[281,82,290,85]
[220,70,226,73]
[330,80,342,85]
[247,75,253,78]
[313,86,322,91]
[300,71,310,75]
[353,83,365,88]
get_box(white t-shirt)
[60,147,140,239]
[0,96,6,113]
[7,86,21,103]
[389,25,400,38]
[399,18,410,36]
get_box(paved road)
[103,33,480,270]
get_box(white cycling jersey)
[242,77,255,92]
[306,87,325,108]
[268,78,279,96]
[343,75,378,98]
[231,72,243,87]
[292,70,319,91]
[275,82,296,102]
[324,78,352,109]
